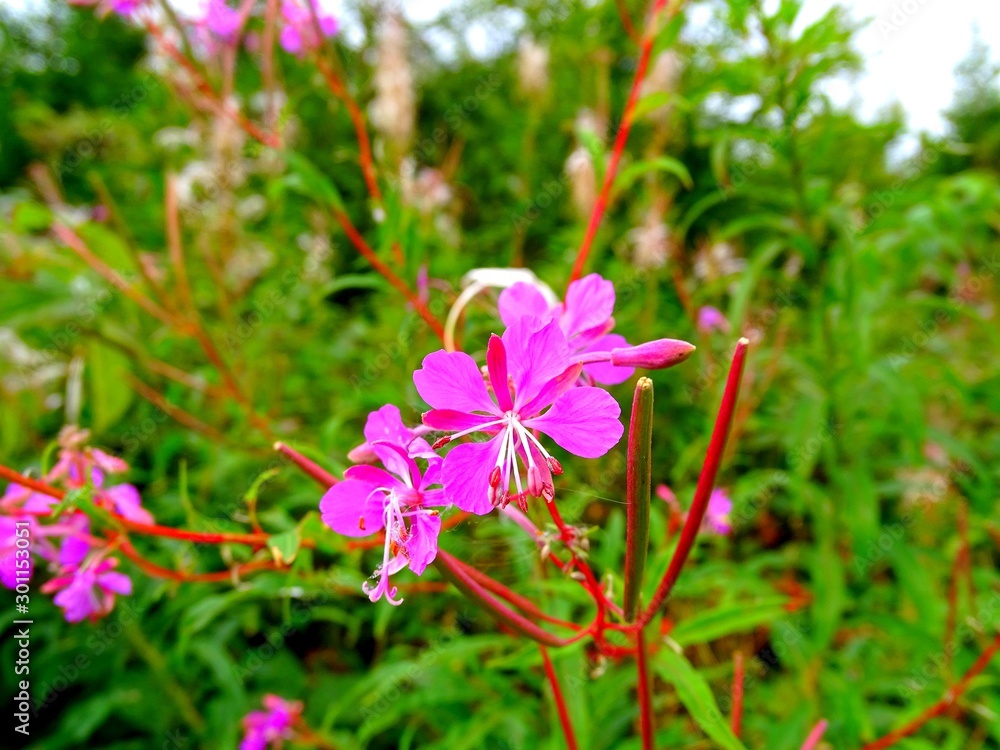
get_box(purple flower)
[697,305,730,334]
[321,405,446,605]
[203,0,242,41]
[416,316,623,515]
[703,488,733,536]
[42,557,132,623]
[499,274,634,385]
[240,695,302,750]
[279,0,338,56]
[0,516,32,590]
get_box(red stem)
[332,210,446,341]
[635,338,749,628]
[435,550,586,648]
[859,633,1000,750]
[450,555,582,632]
[636,627,655,750]
[800,719,828,750]
[0,465,284,547]
[732,650,745,738]
[540,646,580,750]
[274,442,339,488]
[568,0,678,285]
[316,57,383,204]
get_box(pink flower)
[240,695,302,750]
[321,406,446,605]
[42,557,132,623]
[0,516,32,589]
[499,274,634,385]
[203,0,242,41]
[703,488,733,536]
[697,305,729,334]
[279,0,338,56]
[416,316,623,515]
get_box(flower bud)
[610,339,695,370]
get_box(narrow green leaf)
[656,649,748,750]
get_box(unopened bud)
[611,339,695,369]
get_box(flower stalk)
[624,377,654,622]
[636,338,749,628]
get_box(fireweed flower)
[42,515,132,623]
[199,0,242,44]
[499,273,633,385]
[697,305,730,334]
[499,273,696,385]
[321,406,446,605]
[703,488,733,536]
[240,695,302,750]
[279,0,338,56]
[416,316,624,514]
[43,556,132,623]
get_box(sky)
[792,0,999,134]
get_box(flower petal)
[502,316,571,410]
[423,409,497,432]
[405,512,441,575]
[498,282,552,327]
[486,334,514,411]
[363,405,413,449]
[101,484,154,524]
[562,274,615,340]
[414,350,497,415]
[442,438,503,515]
[320,479,386,537]
[523,387,623,458]
[581,333,634,385]
[98,571,133,595]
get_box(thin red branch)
[636,627,655,750]
[732,650,745,738]
[615,0,642,44]
[129,375,230,444]
[449,554,582,632]
[53,224,176,327]
[333,210,446,341]
[274,442,339,488]
[540,646,580,750]
[435,550,585,648]
[316,57,383,203]
[568,0,681,285]
[635,338,749,628]
[799,719,828,750]
[145,20,281,148]
[860,633,1000,750]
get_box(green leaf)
[655,649,747,750]
[11,201,52,233]
[613,156,693,195]
[87,339,133,434]
[283,150,346,211]
[669,596,789,646]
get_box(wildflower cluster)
[1,428,151,622]
[320,273,695,604]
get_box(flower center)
[487,412,562,511]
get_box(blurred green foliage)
[1,0,999,749]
